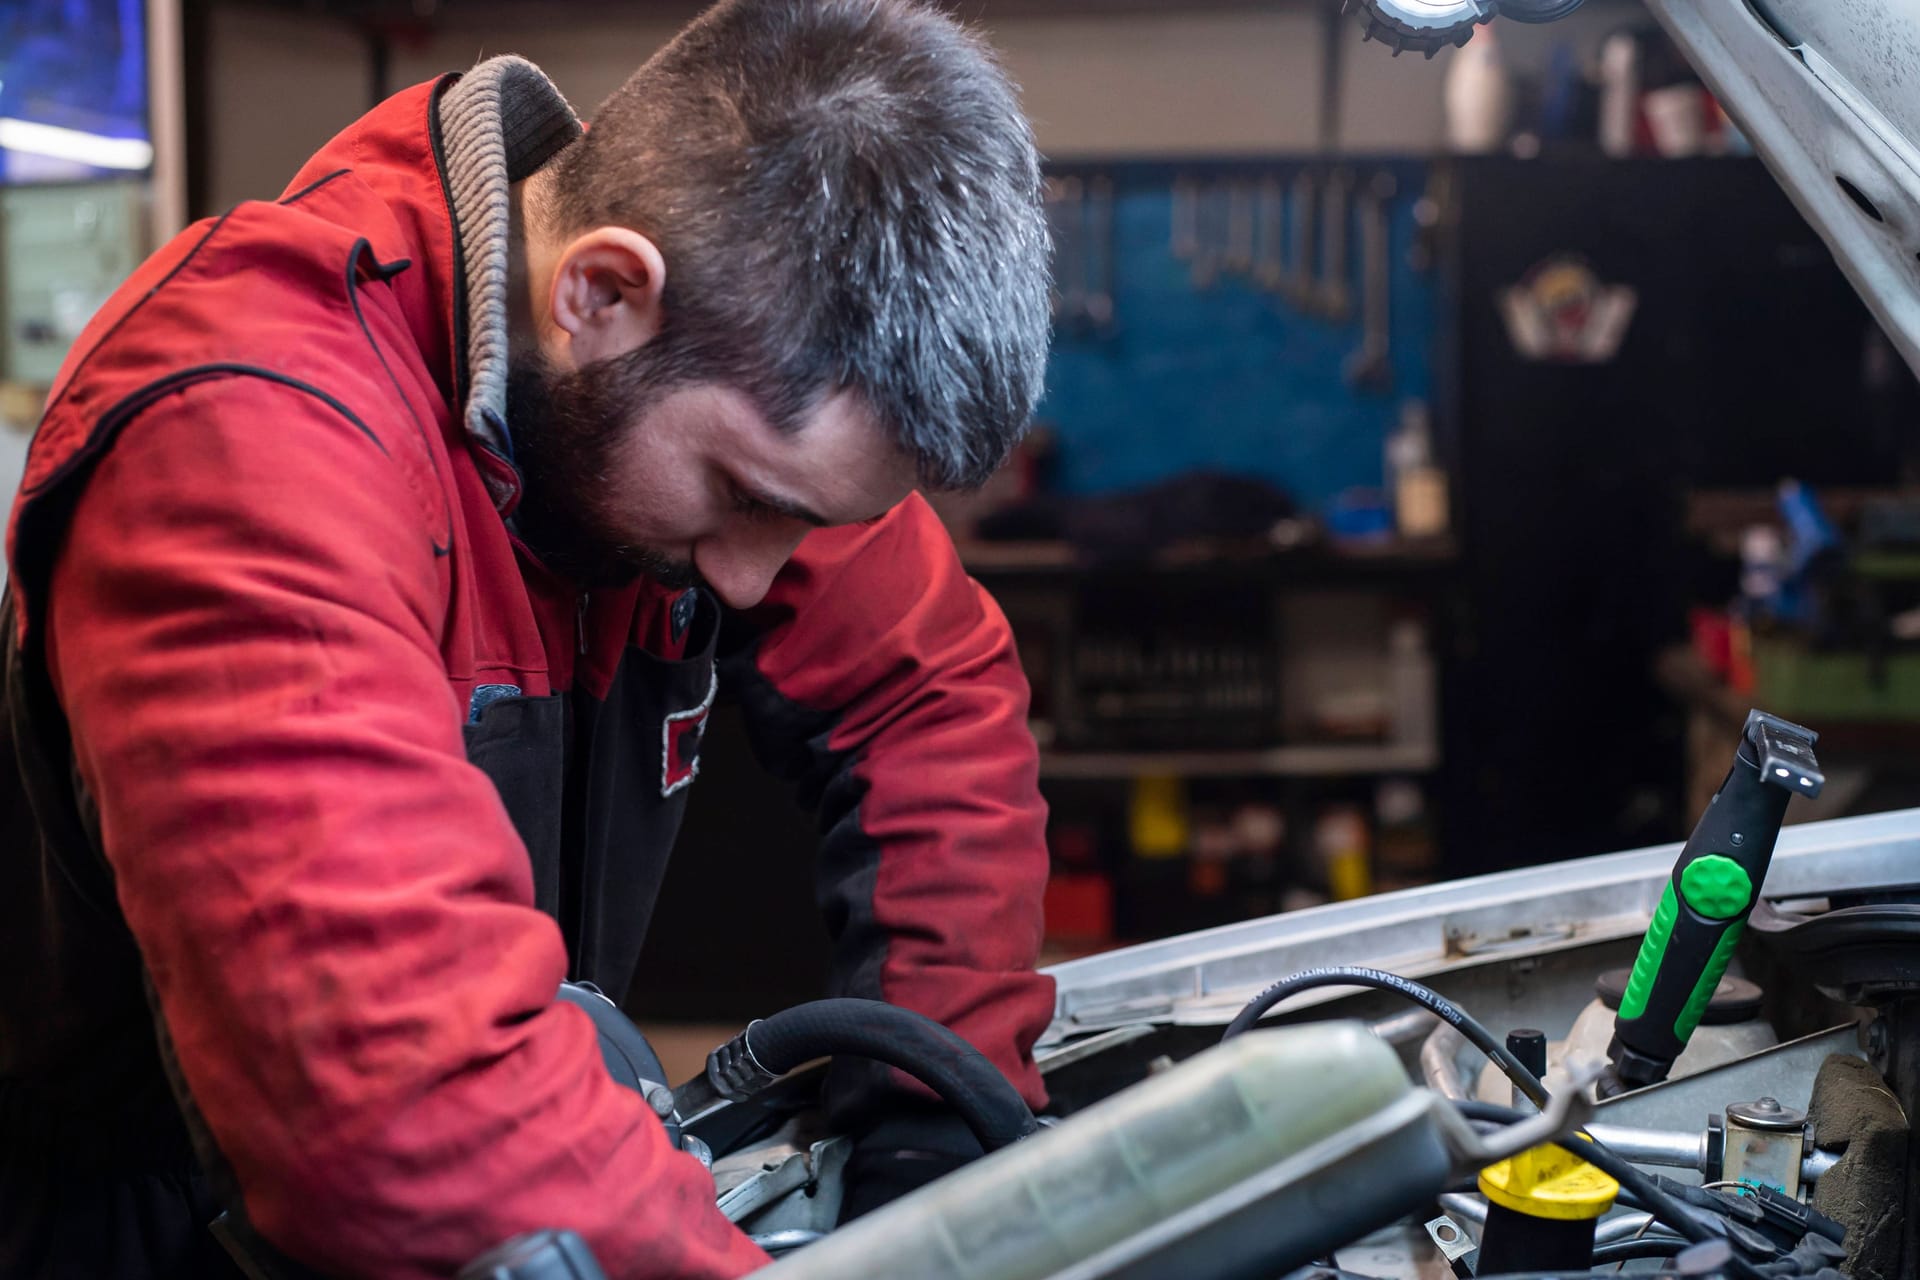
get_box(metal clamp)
[707,1020,781,1102]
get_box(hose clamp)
[706,1019,781,1101]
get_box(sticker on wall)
[1498,255,1637,363]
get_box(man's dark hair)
[547,0,1050,490]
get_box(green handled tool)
[1602,710,1822,1097]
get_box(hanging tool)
[1224,179,1255,277]
[1187,179,1225,290]
[1254,174,1285,292]
[1170,174,1221,287]
[1283,168,1318,309]
[1315,168,1355,322]
[1047,175,1085,325]
[1084,175,1116,331]
[1048,174,1118,335]
[1408,167,1451,273]
[1170,174,1199,263]
[1344,170,1396,387]
[1602,710,1824,1097]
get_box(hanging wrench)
[1315,168,1355,322]
[1048,175,1085,324]
[1189,180,1227,290]
[1344,170,1397,388]
[1224,179,1255,276]
[1171,174,1199,262]
[1084,175,1115,331]
[1282,168,1317,309]
[1254,174,1285,291]
[1171,174,1219,289]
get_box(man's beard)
[503,347,701,591]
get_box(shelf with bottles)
[1440,9,1743,163]
[1038,771,1441,953]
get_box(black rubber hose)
[746,998,1040,1151]
[1590,1235,1690,1265]
[1452,1100,1716,1246]
[1231,971,1726,1251]
[1222,965,1552,1110]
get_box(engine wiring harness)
[1228,966,1850,1280]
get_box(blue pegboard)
[1038,159,1437,515]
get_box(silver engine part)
[744,1023,1587,1280]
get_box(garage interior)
[4,2,1918,1278]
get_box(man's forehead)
[794,389,916,483]
[724,385,917,524]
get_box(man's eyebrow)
[746,487,830,528]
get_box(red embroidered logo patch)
[661,672,718,797]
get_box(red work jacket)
[0,72,1052,1279]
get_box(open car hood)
[1646,0,1920,379]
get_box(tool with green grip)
[1601,710,1822,1097]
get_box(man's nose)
[693,520,811,610]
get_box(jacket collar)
[435,57,582,463]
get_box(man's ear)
[547,227,667,366]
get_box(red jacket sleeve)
[726,494,1055,1127]
[45,375,767,1279]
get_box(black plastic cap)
[1505,1028,1548,1080]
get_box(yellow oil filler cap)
[1478,1141,1620,1221]
[1475,1140,1621,1272]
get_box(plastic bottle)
[1314,805,1373,902]
[1444,25,1515,154]
[1388,619,1437,752]
[1598,31,1641,158]
[1387,400,1450,540]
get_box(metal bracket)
[1433,1067,1597,1175]
[1424,1213,1477,1267]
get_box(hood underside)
[1645,0,1920,381]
